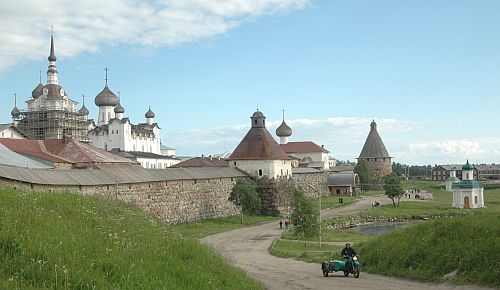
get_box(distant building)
[160,145,176,157]
[229,110,292,179]
[275,112,331,170]
[431,164,478,181]
[475,164,500,180]
[357,120,392,183]
[452,160,484,209]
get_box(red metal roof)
[280,141,330,153]
[0,139,135,165]
[229,127,291,160]
[0,138,70,163]
[44,139,135,164]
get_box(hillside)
[0,188,261,289]
[358,212,500,287]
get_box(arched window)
[258,169,263,176]
[474,196,478,204]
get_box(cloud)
[0,0,309,72]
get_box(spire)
[48,34,57,62]
[282,109,285,121]
[46,32,59,85]
[39,69,42,84]
[11,93,20,118]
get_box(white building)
[0,124,24,139]
[229,110,292,179]
[445,167,460,191]
[452,160,484,209]
[275,114,330,170]
[88,81,179,169]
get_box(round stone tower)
[357,120,392,184]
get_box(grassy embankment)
[0,188,262,289]
[358,212,500,287]
[270,182,500,287]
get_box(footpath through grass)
[0,188,262,289]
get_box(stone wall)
[0,177,241,224]
[364,159,392,184]
[256,178,295,216]
[292,171,329,197]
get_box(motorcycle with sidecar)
[321,256,360,278]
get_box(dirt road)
[202,196,492,290]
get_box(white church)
[87,77,180,169]
[451,160,484,209]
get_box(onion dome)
[276,121,292,137]
[11,106,20,117]
[78,105,89,116]
[95,85,119,107]
[114,101,125,113]
[145,107,155,118]
[462,160,473,171]
[32,83,44,98]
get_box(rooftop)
[229,127,291,161]
[280,141,329,153]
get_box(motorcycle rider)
[341,243,357,270]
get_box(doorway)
[464,196,470,209]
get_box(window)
[254,120,257,125]
[474,196,478,204]
[336,189,341,195]
[258,169,263,176]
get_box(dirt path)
[202,196,493,290]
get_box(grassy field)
[0,188,262,289]
[358,213,500,287]
[169,214,279,239]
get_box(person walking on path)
[279,220,283,229]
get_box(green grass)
[169,214,279,239]
[358,212,500,288]
[269,239,342,263]
[0,188,262,289]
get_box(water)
[351,222,417,235]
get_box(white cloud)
[0,0,309,72]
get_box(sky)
[0,0,499,165]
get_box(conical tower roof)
[358,120,391,158]
[229,110,291,160]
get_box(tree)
[383,173,404,207]
[354,159,371,190]
[229,178,260,224]
[291,187,319,247]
